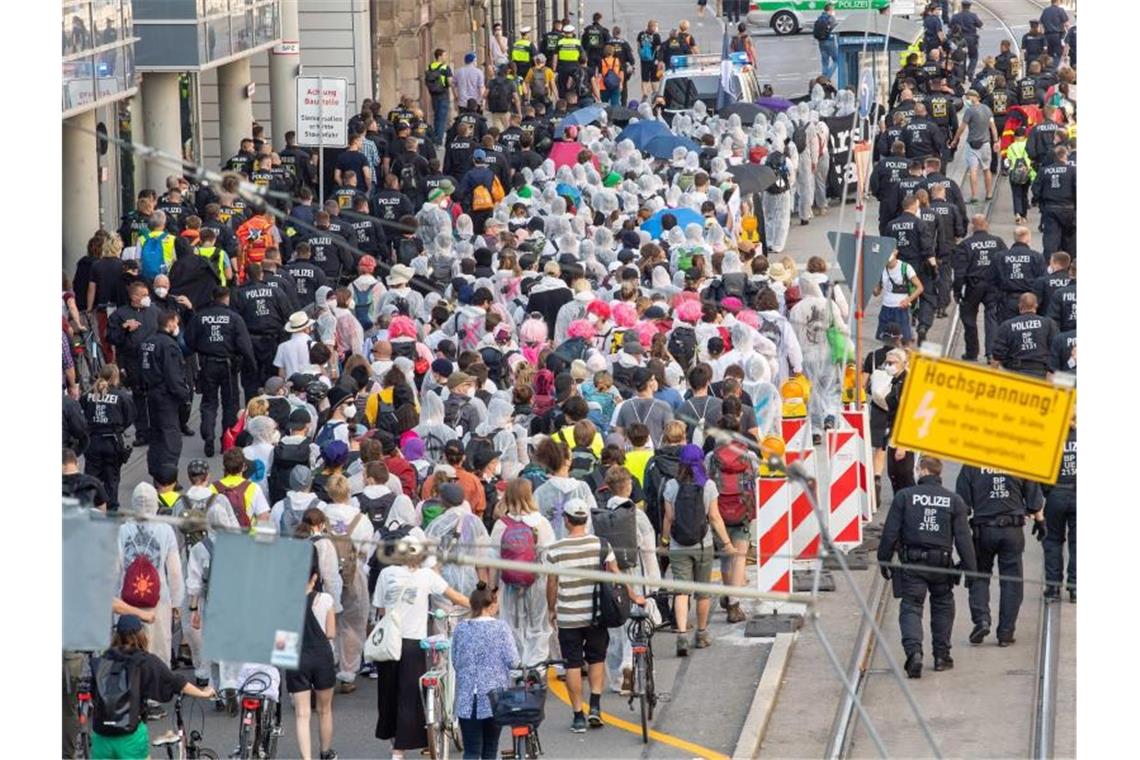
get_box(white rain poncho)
[812,111,832,210]
[743,354,782,438]
[455,213,475,243]
[602,495,661,691]
[757,308,804,384]
[412,391,460,465]
[788,277,847,431]
[794,104,815,223]
[489,509,556,667]
[242,415,277,497]
[119,483,184,663]
[835,90,857,118]
[761,123,797,253]
[476,396,527,478]
[423,502,492,600]
[533,476,597,540]
[416,202,452,245]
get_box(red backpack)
[121,525,162,608]
[710,443,756,527]
[213,479,253,528]
[499,515,539,586]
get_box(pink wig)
[722,296,744,314]
[675,299,702,324]
[519,316,549,345]
[633,321,656,348]
[567,319,597,340]
[612,301,638,328]
[736,309,760,329]
[586,300,612,321]
[388,315,418,340]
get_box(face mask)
[139,296,152,308]
[153,288,168,299]
[342,404,357,419]
[884,364,898,377]
[171,326,180,337]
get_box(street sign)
[829,230,895,312]
[889,354,1076,483]
[295,76,347,148]
[857,67,872,119]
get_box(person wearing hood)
[526,259,574,336]
[789,276,847,440]
[118,482,185,664]
[811,111,831,216]
[320,473,373,694]
[424,481,493,598]
[185,488,242,688]
[793,106,816,226]
[755,288,804,384]
[271,463,329,536]
[412,391,460,465]
[532,435,598,540]
[476,396,526,479]
[553,282,596,346]
[761,123,798,253]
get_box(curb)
[732,631,796,759]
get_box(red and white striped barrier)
[841,406,877,519]
[827,429,864,551]
[756,475,792,595]
[782,416,819,560]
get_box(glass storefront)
[62,0,138,116]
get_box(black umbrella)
[727,163,778,195]
[605,105,637,126]
[718,101,775,125]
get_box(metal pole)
[317,75,324,205]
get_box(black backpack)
[548,336,590,375]
[592,501,638,570]
[792,122,808,153]
[396,236,421,266]
[425,65,446,96]
[358,491,398,534]
[479,346,506,387]
[670,481,709,546]
[667,325,698,371]
[92,651,142,737]
[398,162,420,194]
[488,78,513,112]
[765,151,791,194]
[269,437,313,505]
[591,537,631,628]
[812,14,832,42]
[368,519,413,595]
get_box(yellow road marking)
[545,669,730,760]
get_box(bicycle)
[491,659,564,760]
[421,607,467,760]
[71,653,94,759]
[73,314,106,391]
[233,670,282,759]
[151,694,218,759]
[627,606,659,743]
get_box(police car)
[660,53,762,120]
[747,0,893,36]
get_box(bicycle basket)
[489,684,546,727]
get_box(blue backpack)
[639,34,654,62]
[352,283,374,330]
[140,232,171,282]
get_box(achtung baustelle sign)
[890,353,1075,483]
[296,76,348,148]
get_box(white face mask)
[171,325,180,337]
[139,296,152,308]
[342,404,357,419]
[884,364,899,377]
[153,287,168,299]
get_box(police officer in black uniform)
[282,241,330,304]
[879,456,977,678]
[870,141,909,234]
[142,310,193,477]
[1046,260,1076,333]
[926,183,966,318]
[1032,251,1071,317]
[956,463,1044,646]
[581,13,610,78]
[234,262,293,403]
[901,103,944,160]
[107,281,160,447]
[885,194,938,343]
[923,82,960,166]
[300,210,354,286]
[1026,106,1064,167]
[443,121,478,179]
[1039,0,1070,61]
[188,286,255,457]
[80,365,136,510]
[342,194,387,261]
[991,293,1057,378]
[372,173,415,227]
[1032,145,1076,257]
[261,248,300,312]
[952,215,1007,361]
[990,227,1047,322]
[949,0,983,77]
[1044,420,1077,602]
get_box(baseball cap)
[290,465,314,491]
[321,440,349,467]
[264,376,286,395]
[464,52,477,63]
[473,148,488,163]
[288,372,315,390]
[439,482,466,508]
[448,371,474,390]
[153,463,179,486]
[563,498,589,519]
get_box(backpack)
[765,151,790,194]
[681,395,715,446]
[140,231,170,282]
[121,525,162,609]
[172,492,216,547]
[368,520,414,593]
[667,325,698,371]
[425,65,446,96]
[499,514,539,586]
[213,478,253,528]
[585,27,604,51]
[396,236,421,266]
[675,245,700,271]
[568,444,599,480]
[479,346,506,387]
[465,432,498,471]
[639,34,655,62]
[550,336,590,373]
[792,122,808,153]
[430,253,453,286]
[443,393,471,432]
[92,651,143,737]
[591,537,631,628]
[398,161,420,194]
[328,513,365,589]
[279,495,319,537]
[351,283,375,330]
[812,14,832,42]
[601,58,621,91]
[314,419,345,450]
[580,385,616,434]
[422,430,448,465]
[357,491,398,534]
[270,438,313,505]
[531,69,549,101]
[1009,156,1031,186]
[592,501,638,570]
[488,78,513,112]
[420,498,447,528]
[709,445,755,527]
[471,182,495,212]
[670,481,708,546]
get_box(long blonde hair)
[93,363,121,395]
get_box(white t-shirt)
[373,566,451,640]
[880,262,913,309]
[311,591,335,638]
[274,333,313,378]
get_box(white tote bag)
[364,608,403,663]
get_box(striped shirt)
[544,534,614,629]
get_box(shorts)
[285,656,337,694]
[669,543,714,599]
[876,306,913,343]
[965,141,992,171]
[557,625,610,668]
[91,723,149,759]
[726,523,751,544]
[640,61,661,83]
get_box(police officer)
[260,248,300,312]
[952,215,1007,361]
[282,241,329,305]
[885,194,937,343]
[511,26,537,79]
[107,281,159,447]
[1026,106,1064,167]
[990,227,1047,322]
[1032,145,1077,257]
[542,20,566,66]
[300,210,354,286]
[142,310,193,477]
[870,140,909,235]
[1032,251,1071,317]
[1021,20,1047,68]
[443,121,478,179]
[927,183,966,318]
[234,262,293,403]
[1039,0,1070,62]
[901,103,944,160]
[1016,62,1043,107]
[581,13,610,78]
[1043,420,1076,602]
[956,464,1044,646]
[80,364,136,511]
[187,286,255,457]
[923,81,960,166]
[991,293,1056,378]
[878,456,977,678]
[556,25,585,99]
[342,194,388,261]
[1046,259,1076,333]
[949,0,983,78]
[922,156,968,226]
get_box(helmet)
[305,381,329,403]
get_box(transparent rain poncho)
[836,90,856,118]
[415,203,452,245]
[455,213,475,242]
[413,389,459,464]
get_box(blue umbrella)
[561,104,606,129]
[643,134,700,160]
[615,120,671,150]
[639,207,704,240]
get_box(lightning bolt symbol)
[914,391,937,439]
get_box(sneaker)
[587,706,604,728]
[823,415,835,430]
[620,667,633,695]
[319,751,339,760]
[968,623,990,645]
[812,433,822,447]
[570,713,587,733]
[719,596,729,611]
[676,633,690,657]
[726,603,746,624]
[695,629,711,649]
[336,680,356,694]
[997,635,1016,647]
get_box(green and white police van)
[747,0,898,36]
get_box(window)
[63,2,93,57]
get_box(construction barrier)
[782,416,819,560]
[757,475,793,595]
[841,405,877,520]
[827,429,864,552]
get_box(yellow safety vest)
[557,37,582,63]
[511,40,533,63]
[197,245,226,283]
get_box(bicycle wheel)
[646,648,657,722]
[195,749,219,759]
[74,727,90,759]
[237,711,254,758]
[635,657,648,744]
[426,690,447,760]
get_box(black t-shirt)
[335,150,370,184]
[92,648,188,735]
[62,472,109,508]
[89,257,127,308]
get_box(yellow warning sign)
[889,353,1075,483]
